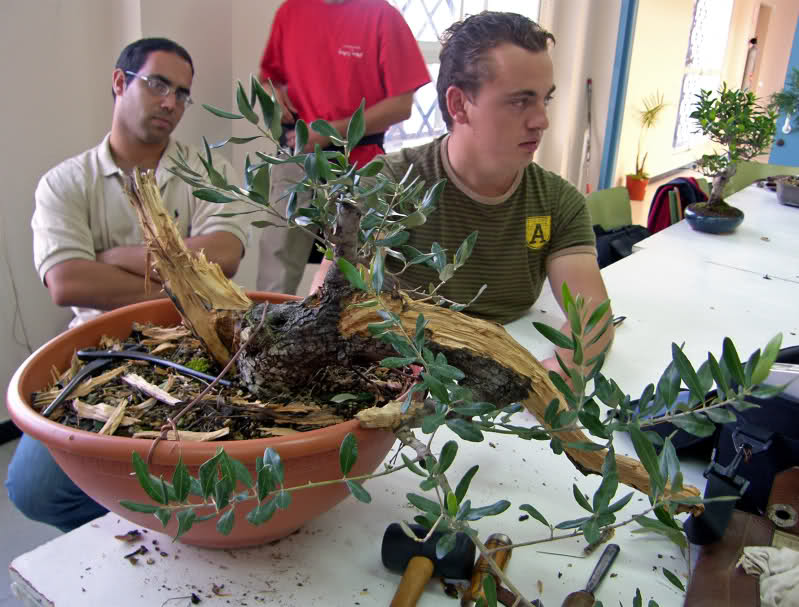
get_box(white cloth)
[737,546,799,606]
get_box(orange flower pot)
[625,175,649,201]
[6,294,396,548]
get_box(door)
[769,16,799,167]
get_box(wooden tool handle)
[390,556,435,607]
[466,533,512,603]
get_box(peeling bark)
[127,170,252,366]
[236,287,701,508]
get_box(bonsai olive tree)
[119,77,785,607]
[690,83,777,210]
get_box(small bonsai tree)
[690,83,777,209]
[628,91,667,180]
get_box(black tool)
[77,349,232,387]
[41,345,232,418]
[42,344,143,418]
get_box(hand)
[95,246,162,284]
[540,356,562,377]
[273,84,297,122]
[541,355,576,385]
[283,126,329,153]
[303,129,330,153]
[308,259,332,296]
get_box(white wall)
[538,0,622,193]
[228,1,283,295]
[140,0,235,157]
[231,1,282,170]
[0,1,116,422]
[756,0,799,101]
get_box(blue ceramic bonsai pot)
[684,203,744,234]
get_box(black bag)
[641,346,799,456]
[664,346,799,544]
[593,224,651,268]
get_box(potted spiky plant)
[625,91,667,201]
[685,83,777,233]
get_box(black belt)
[280,122,384,151]
[326,131,385,150]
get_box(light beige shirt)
[32,134,251,327]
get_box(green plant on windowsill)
[118,76,786,607]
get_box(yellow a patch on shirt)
[526,216,551,250]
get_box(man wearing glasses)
[9,38,249,533]
[31,37,249,330]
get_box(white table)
[509,245,799,401]
[633,185,799,282]
[9,422,691,607]
[10,194,799,607]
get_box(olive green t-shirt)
[381,136,596,324]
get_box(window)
[384,0,541,151]
[672,0,734,149]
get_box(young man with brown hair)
[313,12,613,373]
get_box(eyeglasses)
[124,71,193,106]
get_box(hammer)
[382,522,476,607]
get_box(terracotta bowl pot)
[6,294,396,548]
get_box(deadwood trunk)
[127,170,701,511]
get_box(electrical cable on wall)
[0,213,34,355]
[578,78,593,194]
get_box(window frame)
[384,0,541,151]
[671,0,734,151]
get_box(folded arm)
[45,259,165,310]
[96,232,243,279]
[47,232,244,310]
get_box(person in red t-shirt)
[256,0,430,294]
